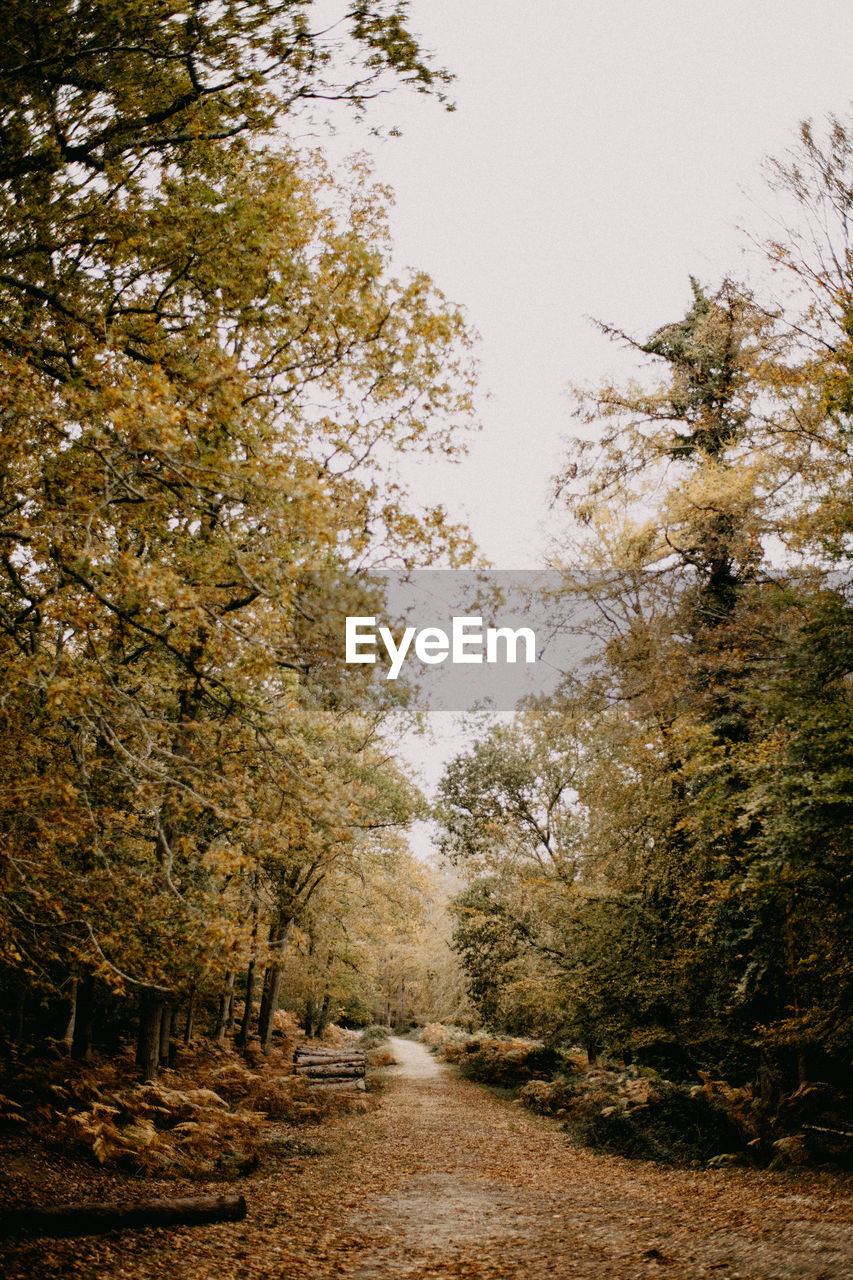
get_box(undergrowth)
[0,1025,368,1181]
[419,1024,853,1168]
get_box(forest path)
[331,1038,852,1279]
[7,1038,852,1280]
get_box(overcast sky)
[328,0,853,569]
[325,1,853,817]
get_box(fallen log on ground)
[295,1063,365,1078]
[309,1079,367,1091]
[292,1044,367,1089]
[294,1049,364,1057]
[293,1042,359,1051]
[293,1047,364,1058]
[0,1193,247,1240]
[294,1055,365,1068]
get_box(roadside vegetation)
[422,1025,853,1170]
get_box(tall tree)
[0,2,474,1065]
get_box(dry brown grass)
[366,1047,397,1069]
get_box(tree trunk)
[214,972,234,1044]
[226,979,236,1032]
[183,989,195,1044]
[257,965,273,1044]
[62,978,77,1052]
[305,991,331,1039]
[316,990,332,1037]
[137,992,163,1081]
[758,1050,778,1108]
[159,1003,174,1067]
[257,913,292,1053]
[304,996,317,1040]
[236,885,260,1049]
[71,976,95,1062]
[235,960,256,1049]
[1,1193,247,1240]
[784,903,808,1085]
[258,964,284,1053]
[13,985,25,1045]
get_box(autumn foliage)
[0,2,473,1075]
[438,119,853,1159]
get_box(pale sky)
[324,1,853,822]
[329,0,853,568]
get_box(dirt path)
[338,1039,853,1279]
[5,1038,852,1279]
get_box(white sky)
[331,0,853,569]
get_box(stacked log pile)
[293,1044,366,1091]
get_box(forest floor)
[3,1037,853,1280]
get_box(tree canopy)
[0,0,472,1071]
[439,116,853,1093]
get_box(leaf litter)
[2,1038,852,1279]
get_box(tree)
[442,117,853,1085]
[0,2,475,1068]
[524,119,853,1084]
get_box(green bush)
[567,1084,745,1166]
[359,1025,392,1050]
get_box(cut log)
[292,1054,361,1064]
[294,1042,360,1052]
[295,1063,365,1078]
[293,1049,364,1061]
[294,1049,364,1057]
[308,1079,367,1091]
[292,1059,361,1070]
[0,1193,247,1240]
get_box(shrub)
[519,1077,580,1115]
[367,1047,398,1068]
[359,1025,392,1050]
[420,1022,465,1049]
[441,1034,559,1087]
[566,1083,745,1165]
